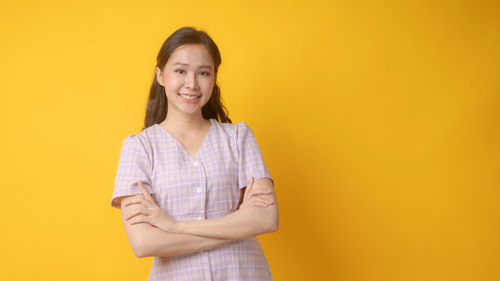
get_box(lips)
[178,93,201,97]
[178,93,201,102]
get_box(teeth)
[179,94,200,100]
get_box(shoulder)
[121,125,156,153]
[212,119,251,138]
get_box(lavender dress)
[111,118,274,281]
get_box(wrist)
[174,220,186,234]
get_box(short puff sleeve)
[236,121,274,190]
[110,134,154,209]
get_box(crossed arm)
[118,177,278,258]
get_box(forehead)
[167,44,214,68]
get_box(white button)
[196,187,202,193]
[193,161,199,167]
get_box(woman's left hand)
[124,181,179,233]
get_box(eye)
[199,71,210,76]
[175,69,185,74]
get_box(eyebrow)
[172,62,212,69]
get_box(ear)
[155,66,164,87]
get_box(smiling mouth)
[178,93,201,100]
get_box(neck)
[162,109,209,135]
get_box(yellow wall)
[1,0,499,280]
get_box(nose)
[184,72,199,90]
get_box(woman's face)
[156,44,215,116]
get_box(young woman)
[110,26,279,281]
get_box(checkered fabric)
[111,118,274,281]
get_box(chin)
[179,106,203,115]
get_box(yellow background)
[1,0,499,280]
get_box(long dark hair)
[143,26,232,130]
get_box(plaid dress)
[111,118,274,281]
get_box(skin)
[155,43,215,143]
[118,43,279,257]
[125,177,275,235]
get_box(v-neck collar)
[155,118,214,159]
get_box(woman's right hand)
[239,176,274,209]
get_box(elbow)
[266,223,278,233]
[133,248,148,259]
[269,217,279,233]
[264,210,279,233]
[272,218,279,232]
[130,236,151,258]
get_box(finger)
[252,198,272,208]
[248,191,273,201]
[121,194,144,206]
[249,190,273,197]
[126,209,146,221]
[124,202,149,212]
[137,181,154,202]
[254,202,267,208]
[256,189,273,194]
[126,208,150,220]
[128,215,150,225]
[123,198,148,207]
[253,197,274,206]
[243,177,252,196]
[244,176,255,196]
